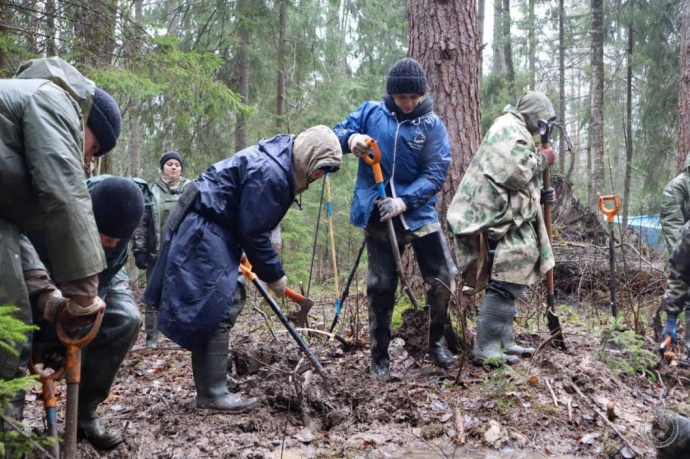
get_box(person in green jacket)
[27,176,145,449]
[131,151,192,348]
[0,57,121,428]
[446,91,556,366]
[659,155,690,346]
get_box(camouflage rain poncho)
[446,103,555,291]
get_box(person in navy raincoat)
[143,125,342,412]
[333,58,456,378]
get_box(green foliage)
[595,328,658,380]
[0,305,41,457]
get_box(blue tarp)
[614,214,663,249]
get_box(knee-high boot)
[192,327,259,412]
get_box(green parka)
[446,106,555,291]
[0,57,105,282]
[660,155,690,254]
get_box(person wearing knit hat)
[87,87,122,157]
[132,150,192,348]
[333,57,456,378]
[91,176,145,242]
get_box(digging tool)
[324,173,343,329]
[285,287,314,327]
[329,237,366,333]
[57,307,105,459]
[239,259,328,381]
[363,138,421,309]
[598,194,621,318]
[539,119,566,350]
[29,356,64,458]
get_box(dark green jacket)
[661,155,690,254]
[0,57,105,282]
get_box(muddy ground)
[21,287,690,459]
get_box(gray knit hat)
[386,58,427,96]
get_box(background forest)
[0,0,686,290]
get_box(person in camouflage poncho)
[446,91,556,365]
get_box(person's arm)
[22,83,105,286]
[665,220,690,318]
[333,102,373,154]
[660,178,689,254]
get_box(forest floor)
[22,287,688,459]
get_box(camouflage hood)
[514,91,556,133]
[14,57,96,121]
[292,125,342,195]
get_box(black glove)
[134,252,148,270]
[541,187,556,204]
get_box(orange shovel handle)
[598,195,621,223]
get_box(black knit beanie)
[88,87,122,157]
[386,58,427,96]
[160,151,184,170]
[91,177,145,239]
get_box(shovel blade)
[285,288,314,327]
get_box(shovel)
[28,356,64,459]
[363,138,421,309]
[598,194,621,318]
[285,288,314,328]
[539,120,566,350]
[57,307,105,459]
[239,259,328,381]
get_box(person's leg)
[365,234,399,378]
[77,269,141,449]
[144,260,158,348]
[412,231,455,368]
[192,275,258,411]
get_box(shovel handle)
[240,257,302,302]
[285,287,307,304]
[363,139,384,188]
[598,195,621,223]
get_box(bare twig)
[545,378,559,407]
[0,414,57,459]
[454,407,466,444]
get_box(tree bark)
[502,0,515,100]
[528,0,536,89]
[492,0,504,74]
[590,0,605,207]
[0,0,8,73]
[558,0,566,173]
[622,23,634,229]
[406,0,482,295]
[679,0,690,170]
[477,0,485,78]
[234,0,251,151]
[276,0,287,130]
[45,0,57,56]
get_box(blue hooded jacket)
[333,97,451,231]
[143,135,296,352]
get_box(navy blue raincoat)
[143,135,296,352]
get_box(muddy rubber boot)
[429,322,455,368]
[145,308,158,349]
[473,295,519,366]
[501,306,535,358]
[192,328,259,412]
[370,325,391,378]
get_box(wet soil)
[20,293,690,458]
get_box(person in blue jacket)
[143,125,342,412]
[333,58,456,378]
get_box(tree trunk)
[0,0,8,73]
[590,0,605,206]
[406,0,482,295]
[45,0,57,56]
[234,0,251,151]
[127,0,143,178]
[622,23,634,229]
[558,0,566,174]
[477,0,485,78]
[679,0,690,170]
[528,0,536,89]
[276,0,287,130]
[492,0,504,74]
[502,0,516,101]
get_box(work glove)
[348,134,373,158]
[37,289,70,321]
[538,147,556,166]
[541,187,557,204]
[267,275,287,298]
[59,296,106,332]
[662,316,678,344]
[377,197,407,222]
[134,252,148,270]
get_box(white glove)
[267,275,288,298]
[348,134,373,158]
[377,197,407,222]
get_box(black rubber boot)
[501,305,535,358]
[145,307,158,349]
[77,275,141,449]
[192,327,259,412]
